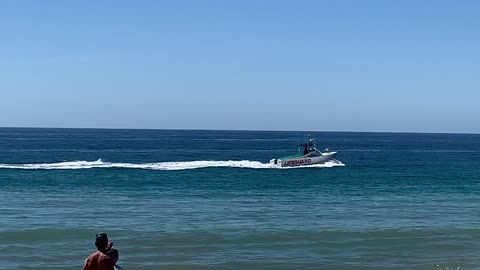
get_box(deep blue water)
[0,128,480,270]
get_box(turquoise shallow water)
[0,128,480,269]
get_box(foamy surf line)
[0,159,345,171]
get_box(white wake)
[0,159,345,171]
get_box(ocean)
[0,128,479,270]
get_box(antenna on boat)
[296,132,300,155]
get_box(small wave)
[0,159,345,171]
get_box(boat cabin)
[300,139,320,156]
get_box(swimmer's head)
[95,233,109,250]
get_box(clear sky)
[1,0,479,133]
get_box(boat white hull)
[270,152,337,167]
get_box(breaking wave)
[0,159,345,171]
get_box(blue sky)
[1,0,479,132]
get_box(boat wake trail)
[0,159,345,171]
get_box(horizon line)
[0,126,479,135]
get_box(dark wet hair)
[107,248,119,259]
[95,232,108,248]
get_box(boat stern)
[270,158,281,166]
